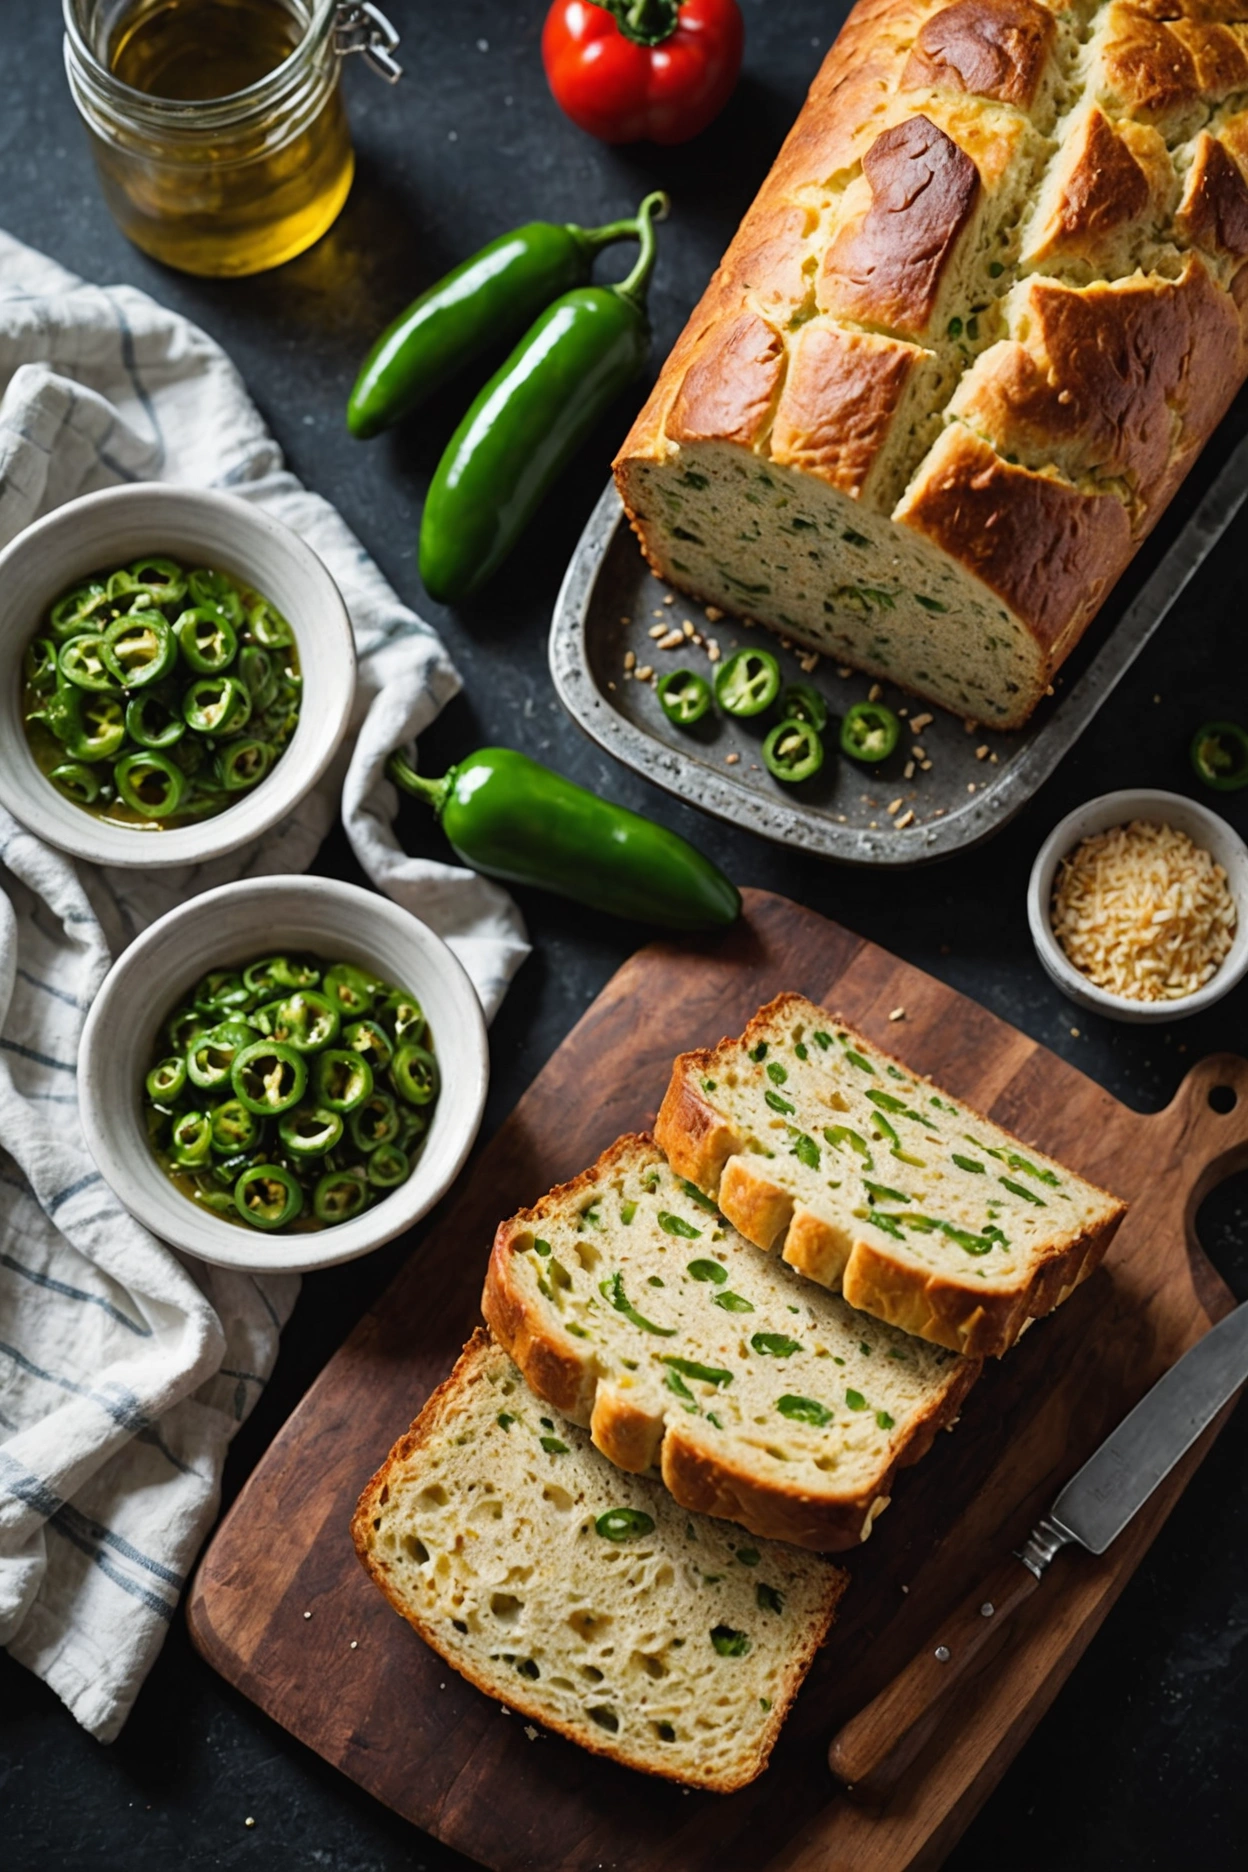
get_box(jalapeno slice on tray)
[234,1164,303,1230]
[1191,721,1248,791]
[657,668,712,726]
[714,648,781,718]
[780,681,828,732]
[143,952,440,1233]
[762,719,825,785]
[840,701,901,763]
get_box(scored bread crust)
[482,1135,981,1552]
[655,995,1126,1360]
[352,1330,848,1792]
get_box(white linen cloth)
[0,231,529,1742]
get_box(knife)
[827,1300,1248,1804]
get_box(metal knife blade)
[1025,1301,1248,1570]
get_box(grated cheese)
[1051,820,1237,1002]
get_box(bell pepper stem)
[594,0,680,47]
[386,750,453,818]
[615,192,670,310]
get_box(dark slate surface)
[3,3,1247,1867]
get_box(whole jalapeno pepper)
[715,648,781,718]
[347,199,654,439]
[387,744,739,930]
[657,668,712,726]
[762,718,825,784]
[419,191,669,603]
[840,701,901,763]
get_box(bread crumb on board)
[1051,820,1237,1002]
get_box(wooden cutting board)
[188,890,1248,1871]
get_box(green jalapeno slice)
[246,598,293,648]
[102,612,178,688]
[238,645,277,709]
[269,990,339,1053]
[391,1042,439,1106]
[167,1005,208,1052]
[126,555,188,607]
[323,963,381,1018]
[58,634,118,693]
[313,1169,367,1223]
[187,1019,255,1089]
[278,1105,345,1158]
[780,681,829,732]
[348,1090,401,1151]
[187,568,244,626]
[231,1040,307,1114]
[215,739,271,792]
[344,1018,392,1073]
[49,761,101,805]
[715,649,781,718]
[114,749,186,818]
[657,668,712,726]
[379,991,425,1043]
[245,955,321,993]
[125,691,186,750]
[182,674,252,737]
[396,1103,429,1148]
[194,973,252,1015]
[170,1109,213,1166]
[209,1098,263,1154]
[1190,721,1248,791]
[234,1163,303,1230]
[66,695,128,764]
[175,606,238,673]
[314,1048,373,1112]
[25,636,60,693]
[49,582,110,640]
[367,1143,411,1189]
[839,701,901,763]
[146,1056,188,1104]
[762,718,825,785]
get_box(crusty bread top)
[352,1330,847,1794]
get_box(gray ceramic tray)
[549,426,1248,866]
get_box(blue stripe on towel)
[0,1251,151,1336]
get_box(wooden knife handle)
[827,1555,1041,1804]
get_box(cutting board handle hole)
[1208,1085,1238,1115]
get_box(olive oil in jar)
[65,0,357,276]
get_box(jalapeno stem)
[615,192,670,310]
[387,750,455,817]
[574,197,660,256]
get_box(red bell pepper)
[542,0,744,146]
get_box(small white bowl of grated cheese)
[1028,789,1248,1023]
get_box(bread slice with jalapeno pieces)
[655,995,1127,1360]
[482,1136,978,1551]
[352,1330,847,1793]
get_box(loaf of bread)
[655,995,1126,1358]
[482,1134,979,1550]
[352,1330,848,1792]
[614,1,1248,727]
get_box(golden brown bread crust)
[901,0,1057,107]
[666,310,785,447]
[655,993,1128,1360]
[351,1330,848,1792]
[770,326,930,499]
[482,1133,981,1551]
[1177,130,1248,259]
[895,423,1134,666]
[820,115,981,338]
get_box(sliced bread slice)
[482,1135,978,1551]
[352,1330,847,1793]
[655,995,1127,1360]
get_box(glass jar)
[63,0,401,278]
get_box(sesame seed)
[895,811,915,829]
[1071,1027,1081,1037]
[975,744,989,760]
[888,1007,906,1020]
[903,760,915,780]
[705,605,724,621]
[245,1818,256,1829]
[798,652,819,674]
[725,752,740,765]
[967,782,977,793]
[663,594,675,605]
[658,631,684,650]
[635,664,653,681]
[887,797,902,815]
[683,619,695,636]
[623,650,635,671]
[910,713,933,733]
[837,666,853,679]
[920,760,933,771]
[964,717,978,733]
[911,744,926,760]
[707,642,721,662]
[303,1610,312,1620]
[619,615,631,625]
[868,682,883,702]
[350,1640,358,1649]
[648,623,666,639]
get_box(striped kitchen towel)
[0,230,529,1742]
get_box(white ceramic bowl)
[78,877,489,1273]
[0,485,356,867]
[1028,788,1248,1024]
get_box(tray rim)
[549,434,1248,868]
